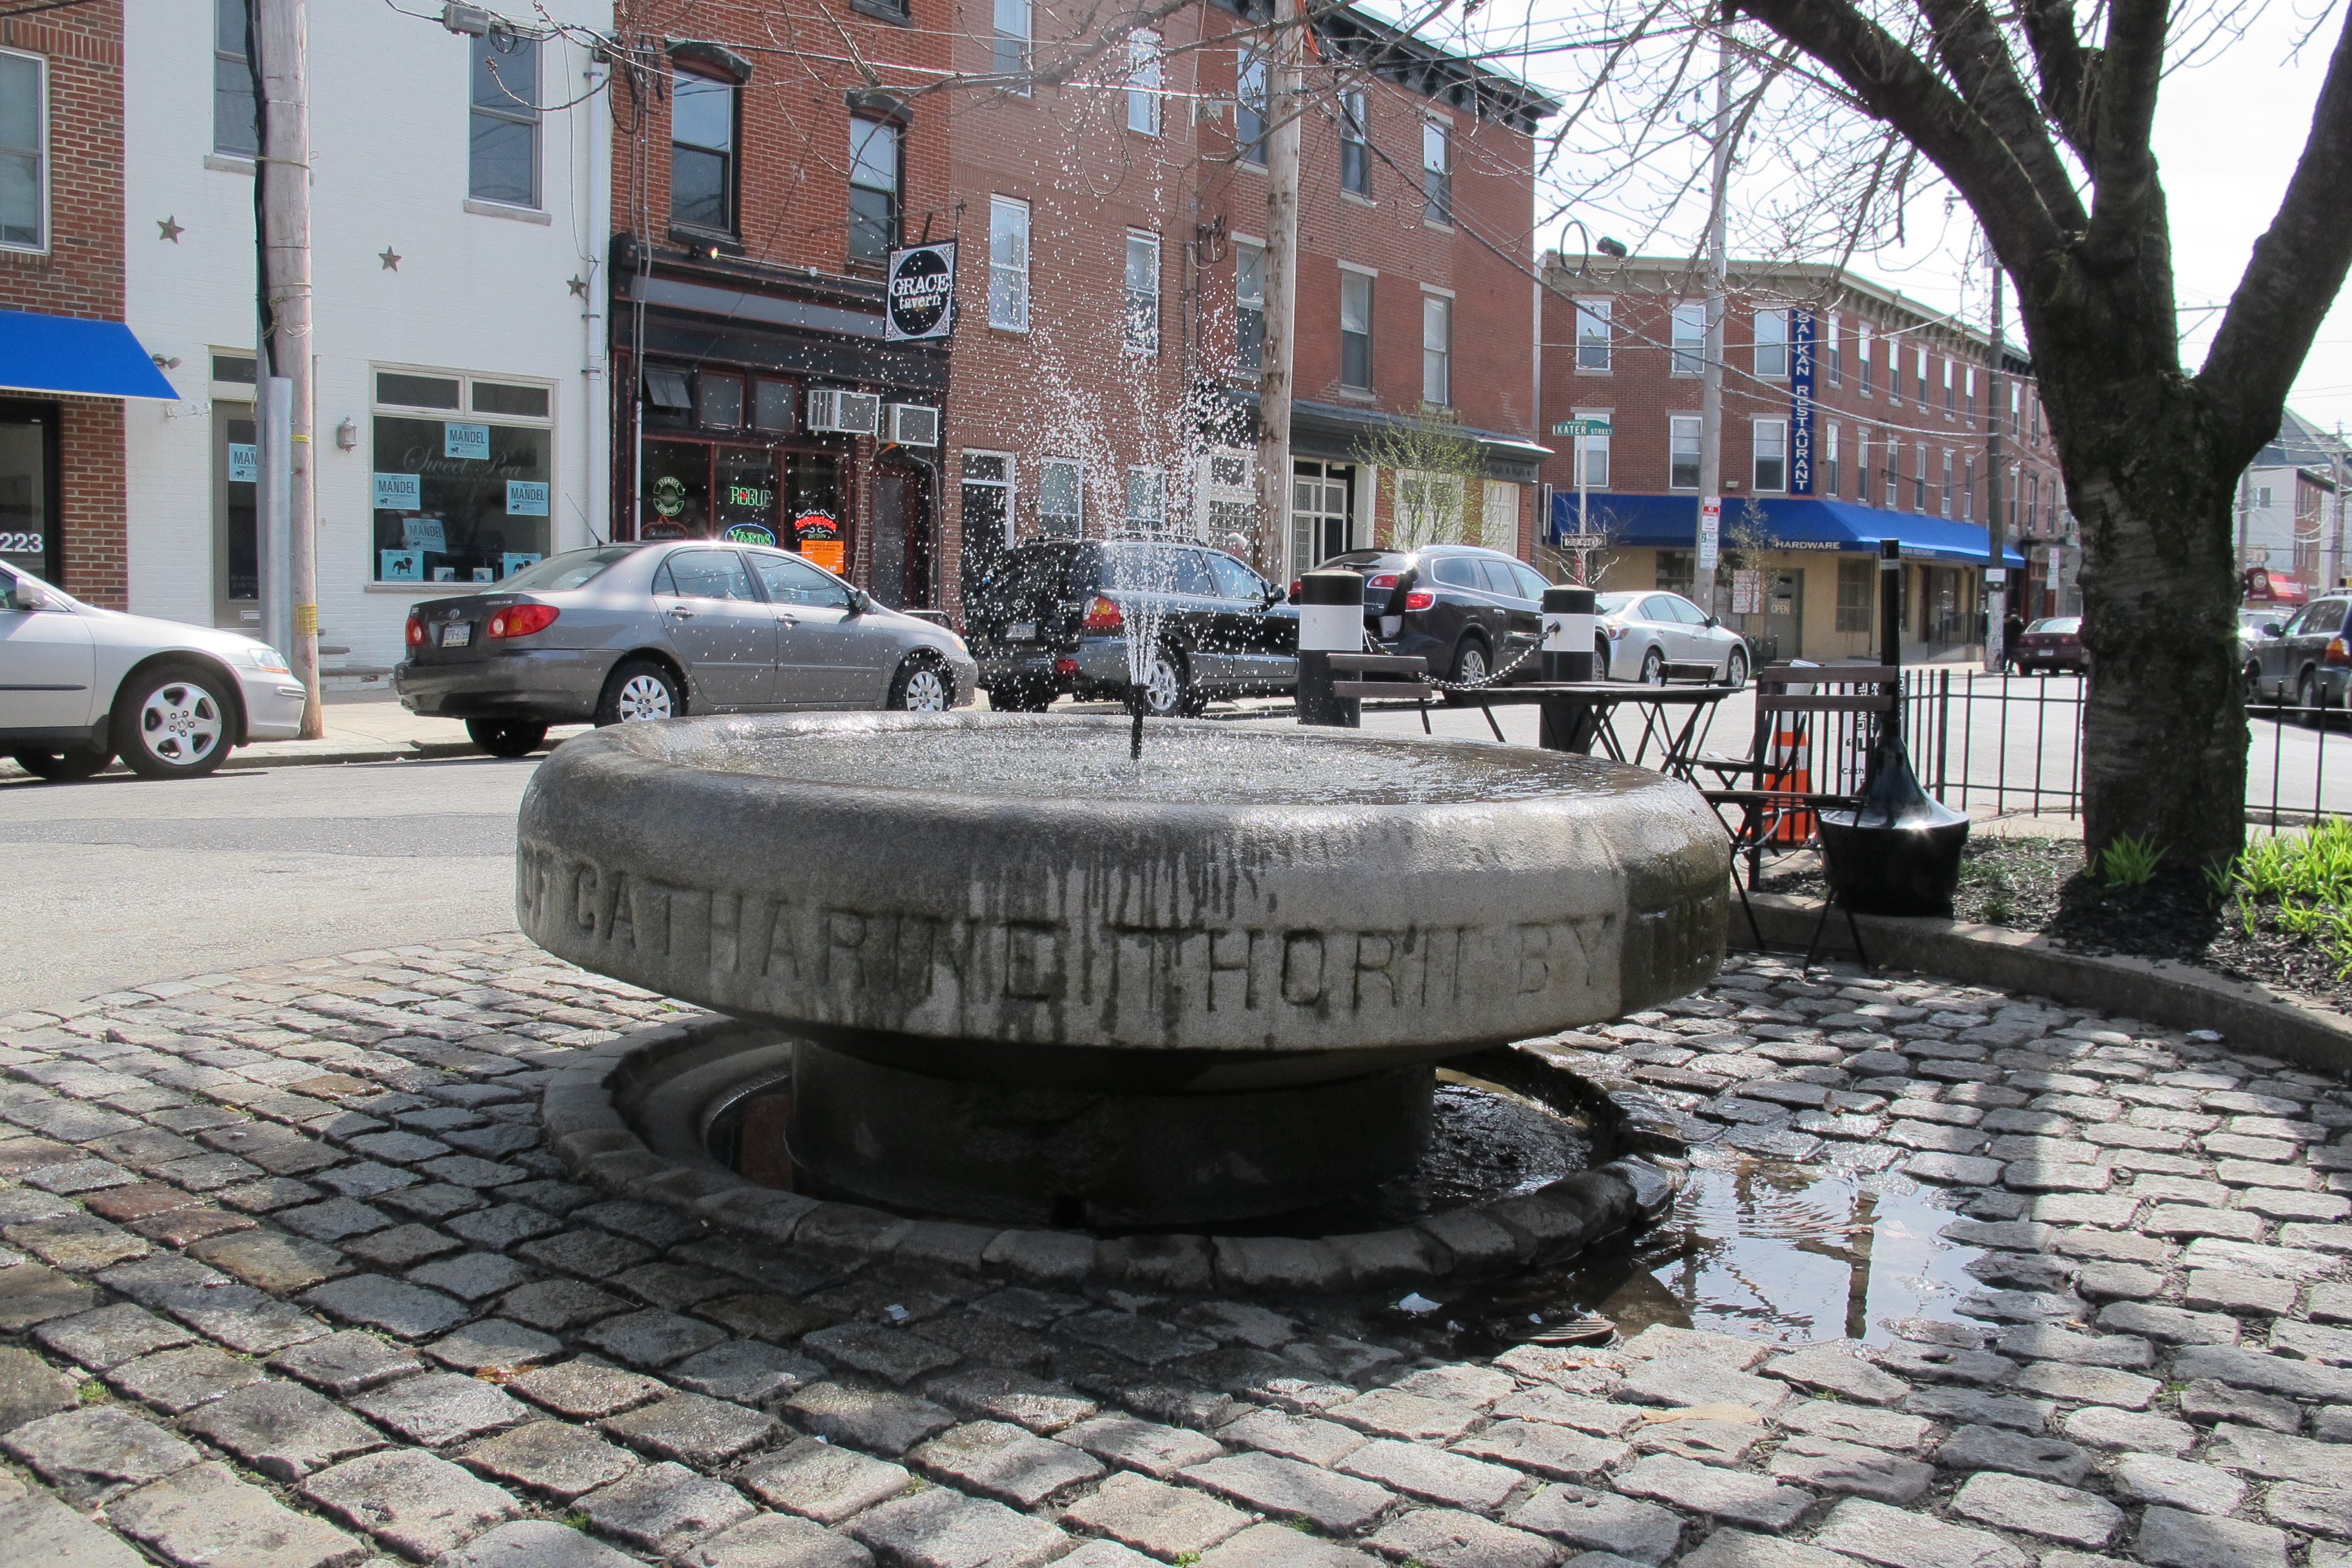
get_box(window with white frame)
[1825,423,1841,496]
[671,73,738,232]
[213,0,257,158]
[1574,297,1611,371]
[1482,481,1518,553]
[1858,428,1873,503]
[993,0,1031,82]
[1420,119,1450,224]
[1124,231,1161,353]
[1753,308,1788,379]
[1338,89,1370,196]
[1039,458,1083,536]
[1887,334,1903,404]
[1126,31,1161,135]
[468,32,540,208]
[1858,324,1874,395]
[1199,449,1255,541]
[1339,270,1373,390]
[1965,364,1977,420]
[988,197,1030,331]
[1827,313,1843,385]
[1670,415,1701,489]
[0,49,42,250]
[961,452,1014,551]
[847,119,900,270]
[1753,418,1787,491]
[1671,302,1705,376]
[1124,467,1166,535]
[1235,242,1265,374]
[1942,355,1955,411]
[1914,345,1929,402]
[371,369,554,584]
[1914,441,1928,511]
[1963,456,1975,520]
[1422,293,1451,407]
[1886,437,1901,505]
[1237,52,1268,164]
[1940,449,1954,516]
[1571,408,1610,488]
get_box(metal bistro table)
[1453,681,1737,777]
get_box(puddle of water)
[1447,1147,1990,1350]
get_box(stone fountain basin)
[516,712,1729,1090]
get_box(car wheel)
[890,656,954,712]
[597,659,683,725]
[2246,662,2262,704]
[11,745,112,781]
[466,719,549,758]
[1593,637,1612,680]
[1723,647,1749,690]
[1441,638,1491,707]
[113,663,233,779]
[2299,670,2322,727]
[1639,646,1665,686]
[1138,647,1190,718]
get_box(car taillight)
[1403,589,1435,612]
[2329,638,2349,667]
[1289,579,1304,600]
[1366,573,1400,593]
[487,603,560,639]
[1082,595,1124,633]
[404,613,425,649]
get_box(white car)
[1594,589,1750,686]
[1,561,306,781]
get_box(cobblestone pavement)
[5,936,2352,1568]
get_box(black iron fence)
[1888,671,2352,828]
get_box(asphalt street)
[1,755,537,1012]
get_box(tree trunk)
[2052,382,2247,869]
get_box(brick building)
[0,0,175,611]
[1538,256,2066,661]
[605,0,1556,622]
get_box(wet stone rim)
[538,1015,1689,1295]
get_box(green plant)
[562,1511,591,1532]
[1174,1555,1203,1567]
[2208,820,2352,976]
[2095,832,2165,888]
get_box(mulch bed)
[1760,836,2352,1013]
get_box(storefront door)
[1768,569,1805,660]
[1290,462,1355,575]
[0,401,57,584]
[871,461,933,609]
[213,403,259,627]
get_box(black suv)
[966,539,1298,715]
[1303,544,1551,700]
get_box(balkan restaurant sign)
[885,242,957,342]
[1789,308,1816,495]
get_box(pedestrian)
[2002,607,2026,673]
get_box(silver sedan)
[1595,589,1750,687]
[394,542,977,756]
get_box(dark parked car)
[966,539,1297,716]
[1304,544,1551,701]
[2010,616,2086,674]
[393,542,976,755]
[2248,593,2352,716]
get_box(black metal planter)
[1818,734,1971,917]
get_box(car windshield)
[499,546,640,594]
[1596,592,1640,614]
[2028,617,2081,634]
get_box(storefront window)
[0,405,50,578]
[640,440,849,574]
[371,370,554,583]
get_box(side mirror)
[1265,585,1287,605]
[8,578,43,611]
[1704,614,1720,628]
[845,590,870,615]
[2264,624,2284,638]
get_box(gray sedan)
[393,542,977,756]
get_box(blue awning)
[1551,491,2027,569]
[0,309,179,400]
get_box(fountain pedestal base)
[785,1041,1435,1228]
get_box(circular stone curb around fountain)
[538,1013,1689,1296]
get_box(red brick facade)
[0,3,128,608]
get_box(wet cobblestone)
[5,938,2352,1563]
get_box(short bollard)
[1542,585,1597,682]
[1296,569,1364,729]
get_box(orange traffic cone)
[1763,716,1814,845]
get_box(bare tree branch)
[1913,0,2086,230]
[2081,0,2169,267]
[2017,0,2096,161]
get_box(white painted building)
[122,0,611,674]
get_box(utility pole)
[257,0,320,736]
[1257,0,1302,580]
[1693,24,1730,616]
[2333,422,2346,589]
[1984,244,2006,672]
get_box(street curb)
[538,1015,1685,1296]
[1736,890,2352,1077]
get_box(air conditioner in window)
[888,403,940,447]
[806,389,882,436]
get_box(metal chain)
[1417,639,1544,693]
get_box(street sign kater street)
[1552,418,1613,436]
[884,242,957,342]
